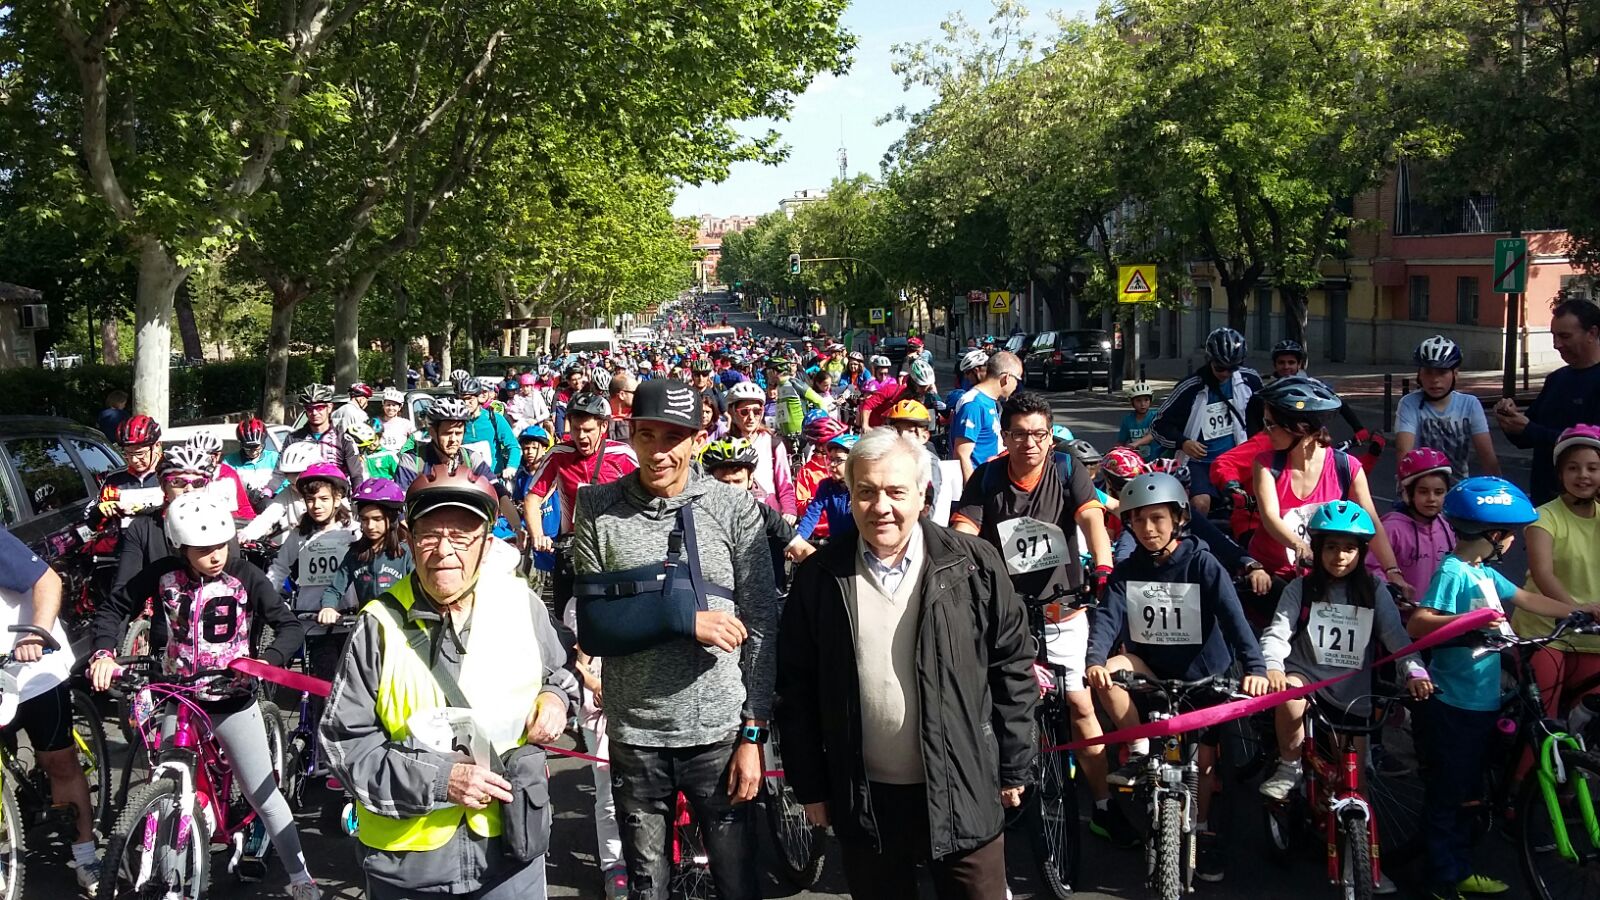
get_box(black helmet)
[1204,328,1247,368]
[1271,339,1306,362]
[1260,375,1342,415]
[567,391,611,419]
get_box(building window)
[1456,276,1479,325]
[1408,276,1431,322]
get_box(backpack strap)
[1333,449,1352,500]
[370,593,472,709]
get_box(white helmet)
[380,387,405,404]
[960,350,990,372]
[870,355,892,369]
[908,359,936,387]
[1129,382,1155,399]
[188,432,223,455]
[277,440,326,475]
[727,381,766,405]
[163,492,236,549]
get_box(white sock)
[1130,739,1150,757]
[72,841,97,867]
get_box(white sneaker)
[286,880,322,900]
[1258,760,1303,801]
[1376,870,1398,894]
[71,859,101,896]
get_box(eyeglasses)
[1005,430,1052,446]
[123,445,158,460]
[162,475,209,488]
[306,403,331,412]
[412,529,486,553]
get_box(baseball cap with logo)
[630,378,703,430]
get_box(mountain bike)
[1022,584,1092,900]
[670,791,712,899]
[761,723,825,888]
[279,612,357,832]
[98,657,287,898]
[1110,672,1241,900]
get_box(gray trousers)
[363,853,547,899]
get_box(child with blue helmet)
[1408,477,1581,899]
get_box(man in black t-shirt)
[951,391,1135,845]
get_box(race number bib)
[1307,603,1374,669]
[1126,581,1203,645]
[1281,503,1323,566]
[996,517,1068,575]
[1200,401,1236,441]
[463,440,493,471]
[298,532,353,589]
[117,485,166,515]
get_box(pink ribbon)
[230,657,333,697]
[536,742,786,779]
[1052,607,1503,752]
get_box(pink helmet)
[1102,446,1148,482]
[296,461,350,493]
[352,477,405,509]
[518,373,537,386]
[1554,424,1600,464]
[1397,447,1453,488]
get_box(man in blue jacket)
[458,377,520,481]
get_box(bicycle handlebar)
[6,624,59,653]
[1111,670,1239,698]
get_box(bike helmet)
[1146,456,1192,489]
[405,459,499,524]
[276,440,325,475]
[589,369,613,393]
[298,384,335,405]
[348,382,374,399]
[848,351,866,364]
[296,461,350,495]
[887,400,931,424]
[163,492,235,549]
[870,355,891,370]
[1413,335,1462,370]
[827,433,859,451]
[236,417,267,448]
[1307,500,1377,539]
[158,443,215,477]
[908,359,936,387]
[1554,424,1600,465]
[960,350,990,373]
[519,425,553,448]
[567,391,611,419]
[1050,424,1076,452]
[1120,473,1190,519]
[1102,447,1148,482]
[449,368,472,387]
[1260,375,1342,415]
[188,432,223,456]
[453,376,484,397]
[117,414,163,447]
[701,438,759,471]
[727,381,766,406]
[1128,382,1155,399]
[345,421,381,450]
[803,416,849,445]
[1442,476,1538,533]
[1204,327,1248,368]
[352,477,406,510]
[908,337,924,349]
[1270,339,1307,362]
[518,373,537,387]
[1398,448,1454,488]
[689,358,714,374]
[428,397,473,423]
[1066,439,1102,466]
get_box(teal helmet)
[1306,501,1376,540]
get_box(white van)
[701,325,736,342]
[564,327,618,355]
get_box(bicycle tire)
[260,702,287,784]
[1365,736,1427,865]
[1340,812,1375,900]
[0,781,24,900]
[1152,793,1183,900]
[281,733,308,813]
[761,739,825,889]
[99,774,211,899]
[1517,746,1600,900]
[117,617,150,660]
[1031,712,1079,899]
[669,792,714,900]
[70,687,113,835]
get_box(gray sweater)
[1260,572,1421,716]
[573,470,779,747]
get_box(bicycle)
[1109,671,1241,900]
[1020,583,1093,900]
[278,612,358,832]
[0,624,113,900]
[98,656,287,898]
[1261,692,1422,900]
[760,723,826,888]
[669,790,713,899]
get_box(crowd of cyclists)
[6,293,1600,900]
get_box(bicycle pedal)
[234,858,267,883]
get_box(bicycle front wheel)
[1031,712,1079,899]
[1339,811,1375,900]
[0,780,24,900]
[1153,794,1184,900]
[70,687,113,835]
[99,774,211,899]
[762,734,825,887]
[1518,746,1600,900]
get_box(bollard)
[1139,363,1147,383]
[1384,374,1394,433]
[1402,377,1410,397]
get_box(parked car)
[0,416,124,562]
[878,336,911,368]
[1003,332,1034,357]
[1024,329,1113,390]
[163,422,292,458]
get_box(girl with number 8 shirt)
[267,463,359,615]
[1086,472,1269,885]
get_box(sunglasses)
[162,475,209,488]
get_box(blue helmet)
[1051,424,1075,444]
[802,408,829,428]
[827,433,859,451]
[1307,501,1376,539]
[1442,476,1538,532]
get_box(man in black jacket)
[777,428,1035,899]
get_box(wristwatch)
[738,723,770,745]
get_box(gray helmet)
[589,368,613,393]
[188,432,223,455]
[908,359,936,387]
[428,397,473,423]
[567,391,611,419]
[1204,327,1248,368]
[1119,473,1190,519]
[1066,439,1102,466]
[1260,375,1342,415]
[448,368,472,387]
[298,384,335,405]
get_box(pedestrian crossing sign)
[988,291,1011,313]
[869,308,886,324]
[1118,264,1157,303]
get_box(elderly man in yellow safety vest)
[321,460,576,899]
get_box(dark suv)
[0,417,124,561]
[1024,329,1113,390]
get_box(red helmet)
[405,460,498,524]
[802,417,849,446]
[116,414,162,448]
[1397,448,1453,488]
[907,337,924,348]
[236,417,268,448]
[1102,447,1148,482]
[348,383,374,399]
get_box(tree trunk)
[1225,281,1250,333]
[100,315,121,365]
[332,268,380,390]
[131,241,185,425]
[1281,286,1310,351]
[438,315,453,376]
[262,291,301,423]
[391,284,410,387]
[173,281,204,361]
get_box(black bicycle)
[1020,584,1093,900]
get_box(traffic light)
[788,253,801,276]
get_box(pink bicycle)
[97,657,285,899]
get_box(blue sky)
[672,0,1098,218]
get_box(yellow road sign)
[868,308,886,324]
[1118,265,1157,303]
[988,291,1012,313]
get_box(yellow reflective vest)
[355,573,543,852]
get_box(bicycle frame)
[1532,716,1600,861]
[1297,704,1382,889]
[131,683,258,852]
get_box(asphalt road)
[22,309,1541,899]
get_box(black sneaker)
[1107,754,1149,787]
[1196,831,1225,883]
[1090,803,1141,847]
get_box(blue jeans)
[1419,699,1499,890]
